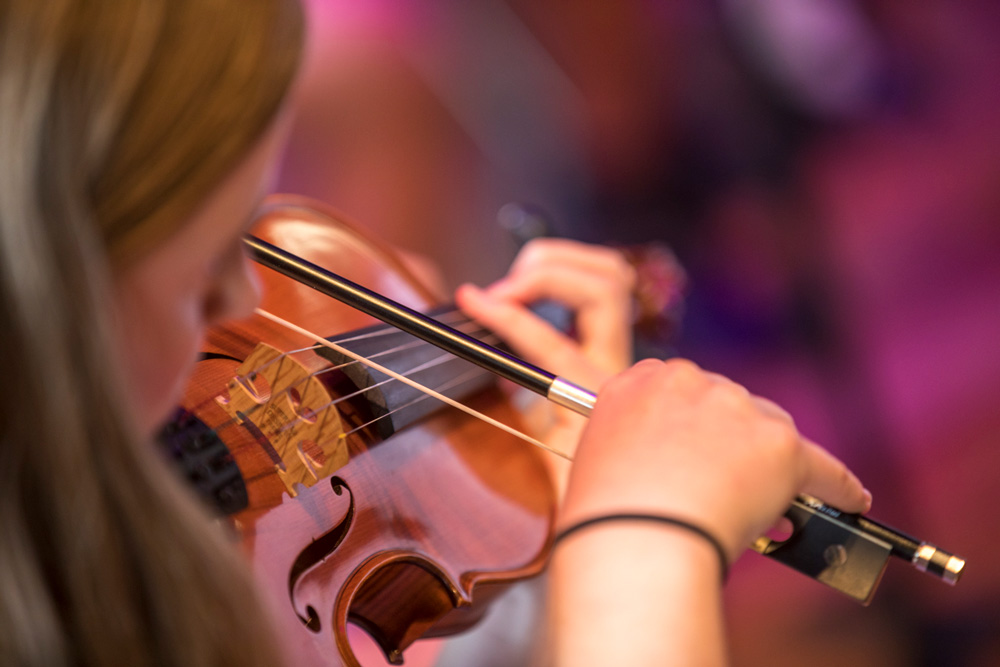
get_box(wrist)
[552,513,730,582]
[547,518,729,666]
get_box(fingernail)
[863,488,873,511]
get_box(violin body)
[171,197,556,666]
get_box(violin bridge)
[217,343,349,497]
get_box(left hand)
[455,238,636,472]
[455,238,635,390]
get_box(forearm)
[545,522,728,666]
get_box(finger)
[456,283,603,387]
[488,261,632,313]
[490,239,634,309]
[700,372,866,513]
[486,264,633,372]
[506,238,636,289]
[798,437,872,514]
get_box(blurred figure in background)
[279,1,1000,664]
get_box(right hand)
[559,358,871,562]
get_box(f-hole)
[288,476,355,632]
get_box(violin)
[162,195,556,666]
[161,194,966,665]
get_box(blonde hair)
[0,0,302,664]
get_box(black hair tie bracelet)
[553,513,730,582]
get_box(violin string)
[227,353,490,471]
[241,319,500,422]
[187,309,515,457]
[197,309,488,413]
[193,321,498,438]
[248,312,492,388]
[322,306,492,345]
[250,308,498,417]
[269,365,486,453]
[200,351,460,444]
[334,368,484,440]
[234,345,526,452]
[269,349,467,435]
[310,326,501,379]
[254,307,570,460]
[240,365,491,477]
[311,307,482,347]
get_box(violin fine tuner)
[752,495,965,604]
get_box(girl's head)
[1,0,302,432]
[0,0,300,434]
[0,1,303,664]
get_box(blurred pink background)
[277,1,1000,665]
